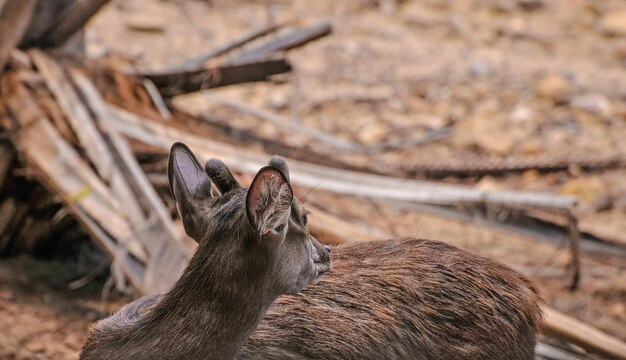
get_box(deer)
[197,159,543,360]
[79,142,331,360]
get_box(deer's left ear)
[246,166,293,240]
[168,142,212,241]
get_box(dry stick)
[31,51,149,254]
[70,68,190,293]
[36,0,111,47]
[153,23,284,74]
[142,79,172,120]
[30,50,115,180]
[107,105,578,210]
[145,53,292,96]
[395,154,626,178]
[196,92,453,153]
[227,21,332,63]
[0,0,36,70]
[542,307,626,360]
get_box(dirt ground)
[1,0,626,359]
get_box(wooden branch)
[144,53,291,96]
[142,79,171,120]
[542,306,626,359]
[0,0,36,70]
[33,52,154,258]
[155,23,283,74]
[36,0,111,47]
[228,21,331,63]
[30,50,116,180]
[107,106,578,211]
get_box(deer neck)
[145,238,275,359]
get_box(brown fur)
[239,238,542,360]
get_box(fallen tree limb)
[144,53,291,96]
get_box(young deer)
[198,161,542,360]
[80,143,331,360]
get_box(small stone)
[470,59,491,77]
[359,123,388,144]
[510,105,534,123]
[476,176,502,191]
[269,91,288,110]
[521,141,543,155]
[609,303,626,318]
[600,11,626,37]
[126,14,166,33]
[536,74,572,103]
[570,94,613,117]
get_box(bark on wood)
[144,53,291,96]
[0,0,37,70]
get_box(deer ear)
[168,142,212,240]
[246,166,293,239]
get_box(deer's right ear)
[168,143,212,240]
[246,166,293,241]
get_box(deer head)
[168,142,331,297]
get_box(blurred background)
[0,0,625,358]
